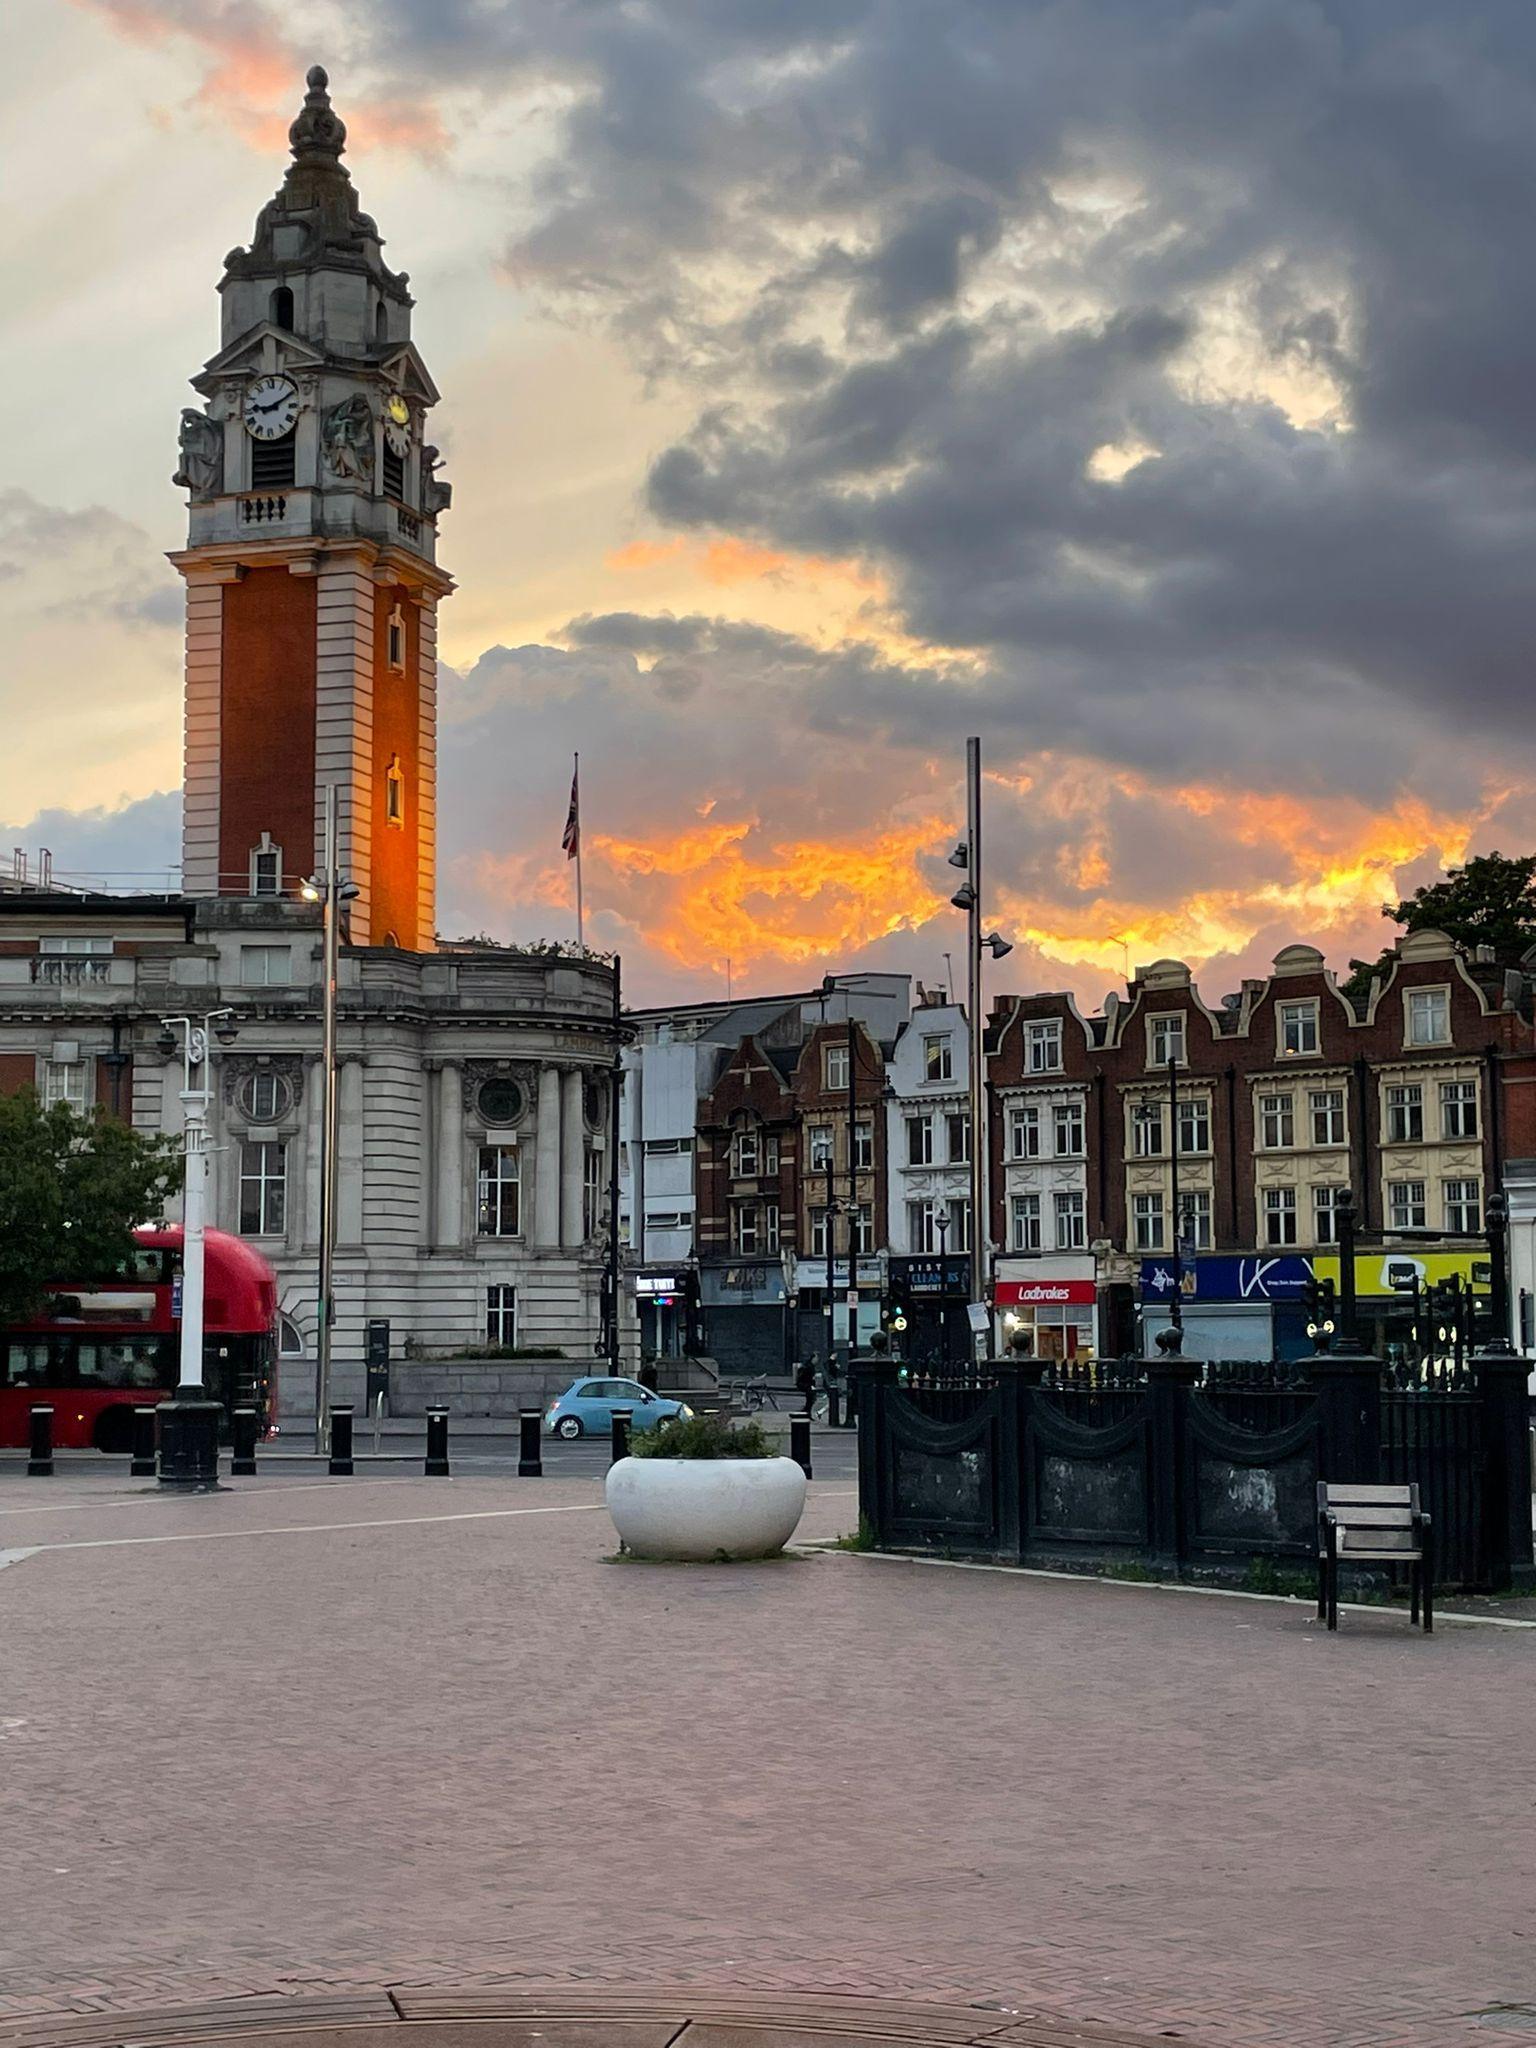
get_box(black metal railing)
[853,1348,1533,1592]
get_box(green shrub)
[630,1411,777,1460]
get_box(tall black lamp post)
[1484,1191,1517,1355]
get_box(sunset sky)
[4,0,1534,1008]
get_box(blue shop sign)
[891,1254,970,1297]
[1139,1254,1315,1303]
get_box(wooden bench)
[1316,1482,1432,1633]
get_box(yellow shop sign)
[1313,1250,1491,1298]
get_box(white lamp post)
[301,783,359,1455]
[155,1007,237,1488]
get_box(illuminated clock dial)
[383,390,411,456]
[243,375,300,440]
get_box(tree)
[0,1090,183,1324]
[1342,851,1536,1000]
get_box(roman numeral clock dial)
[243,375,300,439]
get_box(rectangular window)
[1132,1102,1164,1157]
[42,1060,87,1111]
[1027,1020,1062,1073]
[386,606,405,671]
[583,1147,601,1238]
[946,1197,972,1254]
[252,846,280,896]
[1278,1000,1319,1056]
[1440,1080,1478,1140]
[733,1202,778,1253]
[1407,988,1450,1046]
[923,1034,953,1081]
[1443,1178,1481,1233]
[239,1140,287,1236]
[1149,1014,1186,1068]
[1386,1084,1424,1144]
[905,1115,934,1167]
[1388,1179,1427,1229]
[485,1284,518,1348]
[824,1044,850,1090]
[1132,1192,1165,1252]
[732,1129,761,1177]
[1310,1089,1346,1147]
[1010,1104,1041,1159]
[38,936,113,955]
[945,1111,971,1165]
[643,1137,693,1156]
[239,944,291,987]
[906,1199,938,1255]
[809,1205,830,1258]
[853,1121,874,1170]
[382,444,405,503]
[247,1070,283,1123]
[1181,1190,1213,1251]
[853,1202,874,1255]
[1259,1093,1294,1149]
[807,1125,833,1173]
[1313,1185,1347,1244]
[1178,1096,1210,1155]
[1263,1185,1298,1246]
[1053,1100,1085,1156]
[477,1144,521,1237]
[1053,1189,1087,1251]
[1011,1192,1042,1253]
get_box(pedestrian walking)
[795,1358,816,1416]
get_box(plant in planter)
[605,1411,808,1561]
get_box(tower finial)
[289,64,346,162]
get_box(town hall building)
[0,69,624,1417]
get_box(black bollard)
[827,1387,842,1430]
[518,1407,543,1477]
[27,1405,53,1478]
[230,1406,258,1476]
[791,1413,812,1479]
[328,1404,354,1477]
[424,1405,451,1477]
[611,1407,633,1464]
[129,1403,158,1478]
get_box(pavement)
[1,1457,1532,2048]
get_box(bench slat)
[1339,1533,1419,1556]
[1319,1483,1415,1504]
[1325,1505,1418,1527]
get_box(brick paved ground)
[0,1461,1531,2048]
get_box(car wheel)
[555,1415,583,1440]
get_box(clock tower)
[170,65,453,949]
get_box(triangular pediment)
[376,341,441,408]
[196,321,327,386]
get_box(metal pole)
[607,951,623,1371]
[315,783,339,1456]
[178,1038,209,1392]
[1336,1187,1359,1351]
[846,1011,858,1367]
[1167,1057,1183,1341]
[1485,1191,1516,1352]
[966,736,984,1359]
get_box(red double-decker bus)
[0,1226,278,1452]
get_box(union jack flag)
[562,758,580,859]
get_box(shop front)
[699,1261,789,1379]
[994,1266,1098,1360]
[1138,1253,1312,1359]
[888,1253,970,1366]
[633,1267,696,1361]
[1312,1247,1494,1360]
[793,1255,885,1364]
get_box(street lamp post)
[301,784,359,1456]
[1166,1057,1184,1347]
[156,1008,238,1489]
[948,736,1013,1360]
[935,1211,951,1368]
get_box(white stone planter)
[605,1456,808,1561]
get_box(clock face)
[243,375,300,441]
[383,391,410,456]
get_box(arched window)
[386,603,405,670]
[277,1312,305,1358]
[250,834,282,896]
[376,300,388,341]
[385,756,405,828]
[270,285,294,330]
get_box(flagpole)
[573,751,584,950]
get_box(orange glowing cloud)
[606,530,883,595]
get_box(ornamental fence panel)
[853,1350,1533,1593]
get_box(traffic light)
[1303,1272,1336,1350]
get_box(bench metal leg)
[1422,1556,1432,1635]
[1410,1568,1419,1628]
[1317,1552,1328,1624]
[1326,1524,1339,1631]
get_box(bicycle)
[740,1375,779,1412]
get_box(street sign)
[965,1302,990,1335]
[845,1288,860,1309]
[170,1275,183,1321]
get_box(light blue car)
[545,1376,691,1440]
